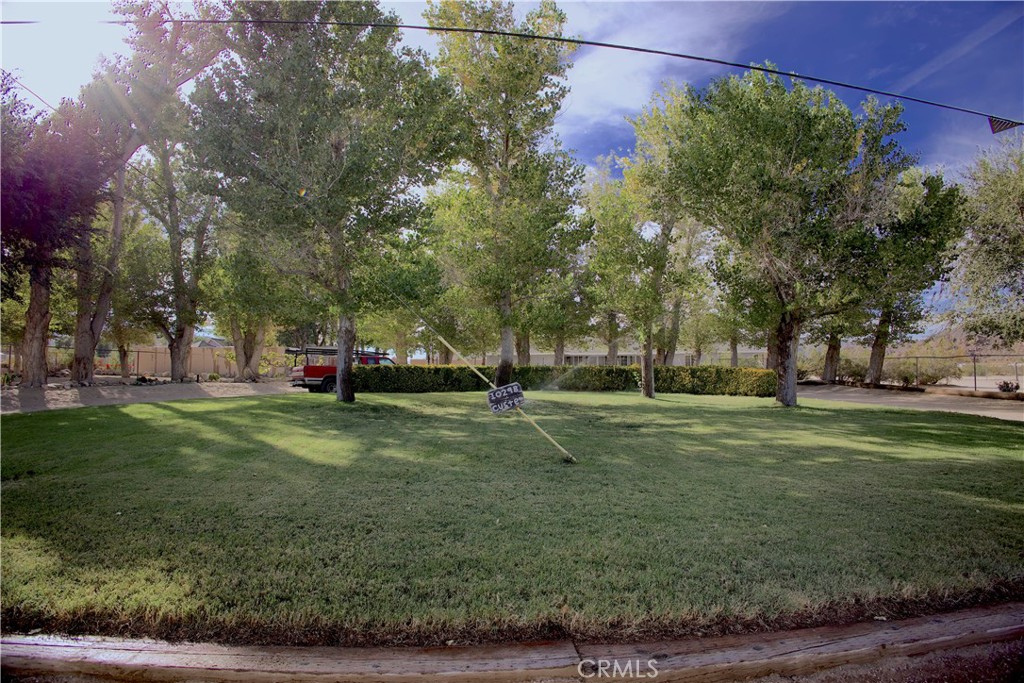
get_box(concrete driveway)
[798,383,1024,422]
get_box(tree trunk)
[71,168,127,385]
[662,298,682,366]
[495,291,514,387]
[693,348,703,366]
[822,333,841,384]
[71,235,97,384]
[336,312,356,402]
[439,346,453,364]
[118,345,131,379]
[766,328,779,371]
[553,336,566,366]
[515,331,530,366]
[729,334,739,367]
[395,329,408,365]
[21,262,53,387]
[866,308,892,385]
[605,312,619,366]
[773,312,800,407]
[639,325,656,396]
[167,325,194,381]
[640,327,656,398]
[230,319,266,381]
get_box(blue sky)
[3,1,1022,178]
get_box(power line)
[102,16,1023,131]
[7,15,1021,128]
[3,70,56,111]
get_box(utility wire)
[4,71,57,111]
[6,16,1021,127]
[99,16,1019,129]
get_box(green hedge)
[351,364,776,397]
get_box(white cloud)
[915,113,1004,182]
[557,1,788,134]
[383,1,786,160]
[887,5,1024,95]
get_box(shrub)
[798,348,826,380]
[554,366,636,391]
[46,348,73,375]
[996,380,1020,393]
[207,372,220,382]
[881,357,962,386]
[351,364,776,397]
[837,357,868,383]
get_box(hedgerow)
[350,364,776,397]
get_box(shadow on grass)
[1,391,1022,646]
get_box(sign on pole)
[487,382,526,414]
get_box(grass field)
[2,391,1022,645]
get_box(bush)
[837,357,868,383]
[207,372,220,382]
[555,366,636,391]
[46,348,73,375]
[655,366,777,396]
[351,364,776,397]
[996,380,1020,393]
[798,349,825,380]
[881,357,962,386]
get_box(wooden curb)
[581,602,1024,682]
[3,603,1023,682]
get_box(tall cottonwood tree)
[206,236,287,380]
[656,71,911,405]
[948,134,1024,347]
[130,154,220,380]
[2,78,121,386]
[591,102,709,398]
[108,216,164,378]
[68,1,224,384]
[191,0,457,401]
[425,0,576,386]
[862,172,963,384]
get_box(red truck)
[287,346,395,393]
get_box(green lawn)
[2,391,1022,645]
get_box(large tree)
[191,0,457,401]
[948,134,1024,347]
[587,121,708,398]
[66,1,223,384]
[862,172,963,383]
[1,77,121,386]
[655,70,911,405]
[424,0,576,386]
[355,233,448,365]
[205,236,288,381]
[428,151,587,375]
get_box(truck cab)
[287,347,395,393]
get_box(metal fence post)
[973,355,978,391]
